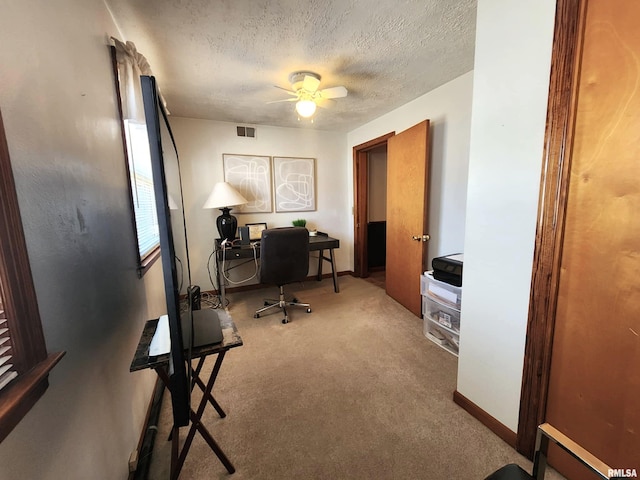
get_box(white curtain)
[111,37,165,260]
[111,37,168,120]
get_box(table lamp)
[202,182,249,242]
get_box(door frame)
[516,0,587,457]
[352,132,395,278]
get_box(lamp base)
[216,207,237,242]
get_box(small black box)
[187,285,201,310]
[432,253,463,287]
[238,226,250,245]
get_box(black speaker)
[239,226,250,245]
[187,285,201,310]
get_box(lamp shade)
[203,182,249,242]
[202,182,248,209]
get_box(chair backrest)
[259,227,309,286]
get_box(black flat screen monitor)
[141,75,191,427]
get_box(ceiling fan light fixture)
[295,99,317,118]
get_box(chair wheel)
[254,313,260,318]
[292,297,299,303]
[306,308,312,313]
[282,318,289,324]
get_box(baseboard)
[453,390,517,448]
[129,377,165,480]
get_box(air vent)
[236,126,256,138]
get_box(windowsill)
[137,247,161,278]
[0,351,65,443]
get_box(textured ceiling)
[105,0,477,132]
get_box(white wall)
[347,71,474,267]
[169,118,349,292]
[0,1,163,478]
[457,0,556,431]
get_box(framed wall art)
[245,222,267,241]
[272,156,316,212]
[223,154,272,213]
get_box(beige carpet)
[147,275,564,480]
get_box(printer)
[431,253,463,287]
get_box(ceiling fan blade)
[318,86,348,99]
[266,98,298,104]
[316,98,336,109]
[303,74,321,93]
[273,85,298,96]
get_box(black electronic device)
[181,309,223,347]
[239,226,250,245]
[432,253,463,287]
[142,76,192,427]
[187,285,201,310]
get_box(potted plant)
[292,219,306,227]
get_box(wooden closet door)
[545,0,640,478]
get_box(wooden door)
[544,1,640,478]
[385,120,430,317]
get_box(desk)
[216,233,340,306]
[131,310,243,478]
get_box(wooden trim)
[353,133,395,152]
[138,246,161,277]
[0,110,48,372]
[129,376,164,480]
[110,47,142,268]
[353,149,368,277]
[0,352,65,443]
[110,46,160,278]
[516,0,587,458]
[0,109,65,443]
[453,390,517,447]
[352,132,394,278]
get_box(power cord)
[206,240,259,307]
[220,242,259,284]
[206,246,226,309]
[200,291,226,309]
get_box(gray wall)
[0,1,164,478]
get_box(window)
[110,43,160,275]
[0,109,64,443]
[123,120,160,260]
[0,282,18,391]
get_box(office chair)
[484,423,612,480]
[254,227,312,324]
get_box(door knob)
[412,234,430,242]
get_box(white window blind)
[0,286,17,393]
[124,120,159,259]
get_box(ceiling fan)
[269,71,348,118]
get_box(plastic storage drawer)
[423,318,459,356]
[422,295,460,332]
[421,271,462,309]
